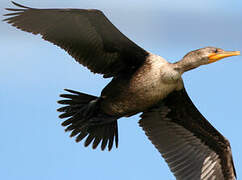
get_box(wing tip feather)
[11,1,30,9]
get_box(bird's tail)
[57,89,118,151]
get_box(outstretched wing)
[139,88,236,180]
[4,2,149,78]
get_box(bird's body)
[101,54,183,116]
[4,2,240,179]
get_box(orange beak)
[208,51,240,63]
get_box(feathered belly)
[100,77,181,116]
[100,54,183,116]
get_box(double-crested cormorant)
[4,2,240,180]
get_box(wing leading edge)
[4,1,148,78]
[139,88,236,180]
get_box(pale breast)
[101,54,183,116]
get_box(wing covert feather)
[4,2,148,77]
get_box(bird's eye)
[214,48,223,53]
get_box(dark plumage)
[4,2,240,180]
[4,1,148,78]
[140,89,236,179]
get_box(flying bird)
[4,2,240,180]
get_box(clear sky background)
[1,0,242,180]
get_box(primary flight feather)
[4,2,240,179]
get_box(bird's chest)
[101,60,183,116]
[128,67,181,108]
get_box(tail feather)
[57,89,118,151]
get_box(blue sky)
[1,0,242,179]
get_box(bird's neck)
[172,58,200,74]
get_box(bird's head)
[176,47,240,73]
